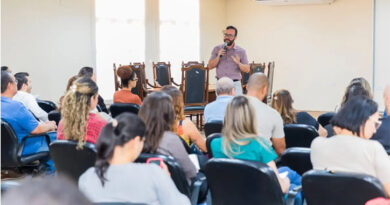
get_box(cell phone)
[146,157,163,169]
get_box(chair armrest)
[286,185,302,205]
[145,79,160,88]
[190,178,203,205]
[171,78,180,86]
[18,132,52,158]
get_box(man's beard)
[224,39,235,46]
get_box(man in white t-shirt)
[13,72,48,122]
[246,73,286,155]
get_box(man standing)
[208,25,250,95]
[246,73,286,155]
[371,85,390,150]
[1,71,57,171]
[204,77,235,122]
[13,72,49,122]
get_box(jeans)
[21,131,57,173]
[278,166,302,205]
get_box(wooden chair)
[242,62,266,93]
[180,61,209,130]
[152,62,180,87]
[265,61,275,105]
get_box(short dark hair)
[226,25,238,36]
[1,66,9,71]
[331,96,378,136]
[78,67,94,78]
[1,71,13,93]
[2,175,92,205]
[14,72,29,90]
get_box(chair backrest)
[37,100,57,113]
[302,170,387,205]
[48,110,61,125]
[49,140,97,182]
[265,61,275,104]
[1,120,20,168]
[180,61,209,106]
[135,153,191,197]
[130,62,147,100]
[109,103,140,118]
[113,63,120,91]
[280,147,312,175]
[204,121,223,138]
[284,124,319,148]
[317,112,336,127]
[153,62,172,87]
[205,158,284,205]
[206,133,222,158]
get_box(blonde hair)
[61,77,98,149]
[271,89,297,124]
[222,96,270,158]
[160,85,185,132]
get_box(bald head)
[247,73,268,92]
[216,77,235,96]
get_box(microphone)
[220,42,228,58]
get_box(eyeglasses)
[223,33,235,38]
[132,77,138,82]
[13,79,18,84]
[369,116,382,130]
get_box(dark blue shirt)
[371,117,390,151]
[296,111,319,130]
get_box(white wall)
[1,0,95,103]
[373,0,390,111]
[226,0,373,111]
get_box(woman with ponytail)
[78,113,190,204]
[57,77,106,148]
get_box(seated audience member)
[271,89,327,137]
[246,73,286,155]
[13,72,48,122]
[59,75,78,109]
[57,77,106,147]
[161,85,207,152]
[1,71,57,171]
[113,65,142,105]
[311,96,390,197]
[3,175,92,205]
[139,92,197,183]
[337,77,373,111]
[1,66,11,73]
[78,66,108,113]
[204,77,235,123]
[211,96,302,202]
[371,85,390,150]
[79,113,190,204]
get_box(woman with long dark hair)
[78,113,190,204]
[138,91,197,183]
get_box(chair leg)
[196,114,200,129]
[200,114,203,131]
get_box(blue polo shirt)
[204,95,234,123]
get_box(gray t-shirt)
[79,163,190,205]
[311,135,390,185]
[247,96,285,145]
[157,131,197,183]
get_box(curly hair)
[271,89,297,124]
[116,66,136,88]
[61,77,98,149]
[160,85,185,132]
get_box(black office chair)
[48,110,61,125]
[1,180,20,194]
[302,170,387,205]
[109,103,140,118]
[206,133,222,158]
[280,147,312,176]
[317,112,336,127]
[204,121,223,138]
[205,158,286,205]
[49,140,97,182]
[37,99,57,113]
[284,124,319,148]
[135,153,204,205]
[1,120,51,174]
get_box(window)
[159,0,200,82]
[95,0,145,99]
